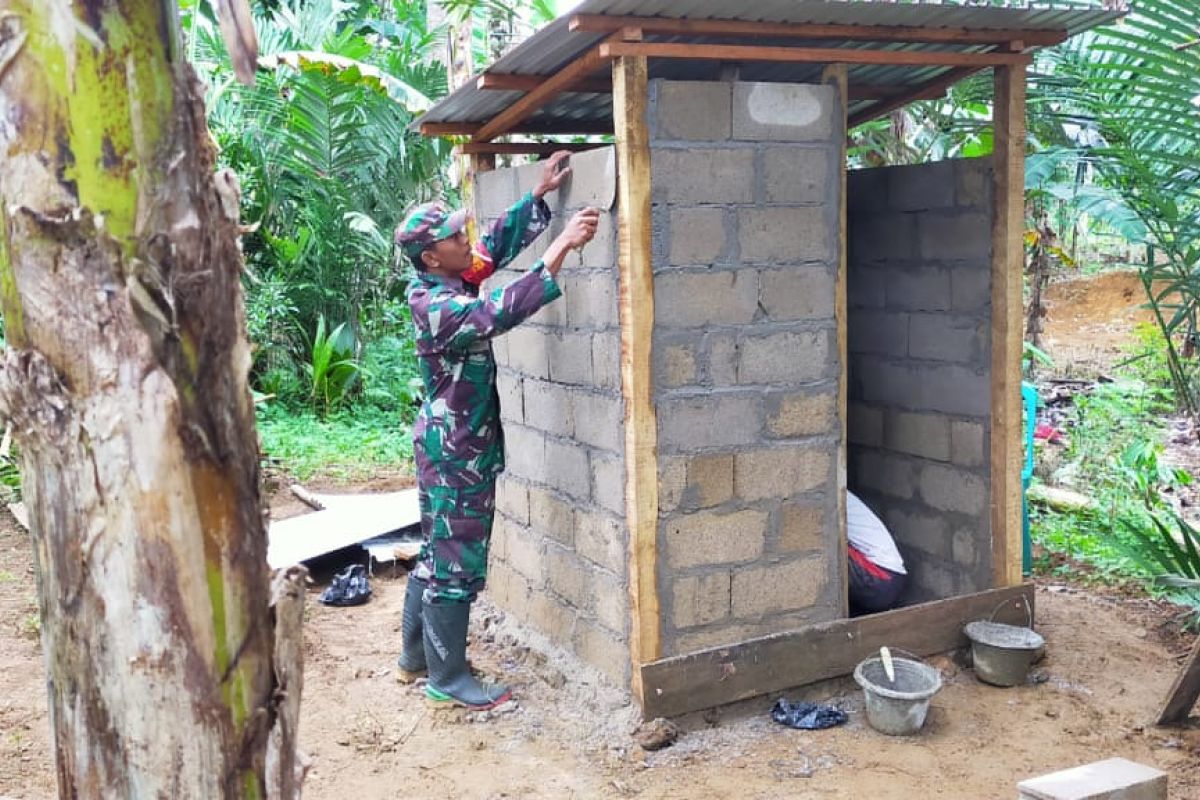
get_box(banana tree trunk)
[0,2,302,797]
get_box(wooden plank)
[7,502,27,531]
[477,73,612,94]
[639,583,1035,719]
[474,45,610,141]
[848,66,982,128]
[991,64,1026,588]
[599,41,1033,69]
[613,54,660,704]
[420,120,614,137]
[266,490,420,568]
[1157,637,1200,726]
[457,141,610,156]
[824,63,850,616]
[570,14,1068,48]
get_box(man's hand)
[543,207,600,277]
[532,151,572,199]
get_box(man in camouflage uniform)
[394,152,599,710]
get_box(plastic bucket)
[964,596,1045,688]
[853,652,942,736]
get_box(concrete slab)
[1018,758,1168,800]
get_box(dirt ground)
[1,503,1199,799]
[4,269,1200,799]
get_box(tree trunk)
[0,2,301,797]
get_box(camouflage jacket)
[407,193,560,487]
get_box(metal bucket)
[853,651,942,736]
[964,596,1045,687]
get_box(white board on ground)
[267,490,420,568]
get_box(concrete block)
[512,160,545,196]
[763,147,830,204]
[707,334,739,385]
[738,329,831,385]
[658,392,762,452]
[951,527,978,569]
[759,267,836,322]
[664,508,767,569]
[669,206,727,266]
[735,446,832,502]
[766,389,837,438]
[655,270,759,328]
[591,450,627,516]
[657,341,700,388]
[847,167,889,213]
[848,310,909,357]
[908,313,984,364]
[659,456,686,515]
[913,363,990,417]
[954,157,991,210]
[848,404,884,447]
[888,160,955,211]
[547,331,594,385]
[651,147,755,204]
[884,410,951,462]
[907,557,959,601]
[523,378,573,438]
[779,503,825,553]
[529,590,576,642]
[681,453,735,510]
[506,529,546,584]
[848,213,915,262]
[674,622,755,655]
[739,206,831,265]
[732,556,825,618]
[848,267,887,309]
[491,328,510,365]
[503,424,546,482]
[574,617,628,685]
[652,80,732,141]
[496,476,529,526]
[886,266,952,311]
[885,507,951,560]
[593,568,628,635]
[565,271,618,330]
[557,146,618,212]
[571,390,624,453]
[856,356,920,410]
[951,419,986,467]
[920,463,987,516]
[918,212,993,262]
[487,559,531,610]
[952,266,991,312]
[496,370,524,425]
[503,326,550,379]
[733,82,835,141]
[576,510,626,576]
[592,332,621,390]
[578,212,618,269]
[854,450,916,500]
[528,286,568,327]
[546,544,589,608]
[528,484,576,546]
[475,167,517,220]
[544,436,592,502]
[1018,759,1167,800]
[671,572,732,628]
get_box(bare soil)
[2,505,1199,800]
[1039,269,1158,376]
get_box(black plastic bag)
[319,564,372,606]
[770,698,848,730]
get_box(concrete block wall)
[477,146,631,685]
[649,80,844,657]
[846,158,994,602]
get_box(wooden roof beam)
[476,73,612,94]
[570,13,1068,48]
[420,120,614,137]
[598,41,1033,69]
[456,141,610,156]
[847,66,982,128]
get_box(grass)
[256,404,414,482]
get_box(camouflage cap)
[395,202,469,263]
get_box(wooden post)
[612,55,659,703]
[991,64,1027,587]
[823,63,850,616]
[1156,637,1200,726]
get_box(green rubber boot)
[395,575,427,683]
[422,601,512,711]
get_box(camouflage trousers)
[413,479,496,605]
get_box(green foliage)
[305,316,362,416]
[257,405,413,481]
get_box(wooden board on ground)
[7,502,27,531]
[638,583,1035,720]
[1156,636,1200,726]
[267,490,419,568]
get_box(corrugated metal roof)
[416,0,1122,132]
